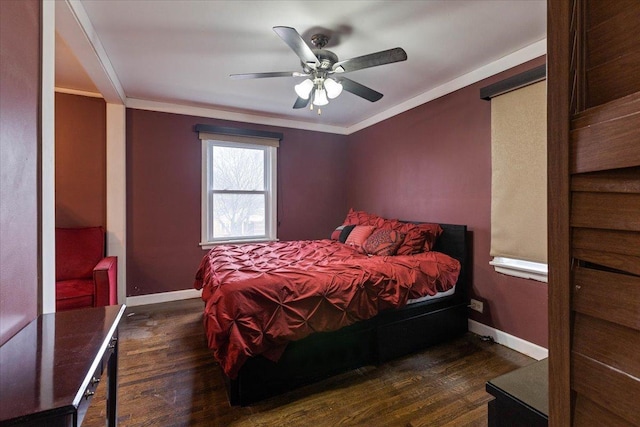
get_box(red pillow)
[343,208,381,226]
[392,222,443,254]
[417,223,443,251]
[393,223,424,255]
[363,229,405,256]
[345,225,376,253]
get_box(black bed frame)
[224,223,470,406]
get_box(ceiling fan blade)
[338,77,383,102]
[293,96,311,109]
[273,26,319,67]
[230,71,307,79]
[333,47,407,73]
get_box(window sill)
[489,257,548,283]
[200,238,277,250]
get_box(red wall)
[126,109,348,296]
[346,57,548,347]
[124,59,549,347]
[55,93,107,228]
[0,0,40,345]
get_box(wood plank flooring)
[83,299,535,427]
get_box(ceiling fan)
[230,26,407,113]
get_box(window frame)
[198,128,279,248]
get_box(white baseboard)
[125,288,202,307]
[468,319,548,360]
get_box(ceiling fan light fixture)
[324,78,343,99]
[313,88,329,106]
[294,78,314,99]
[234,27,406,113]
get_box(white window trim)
[200,138,277,248]
[490,257,548,283]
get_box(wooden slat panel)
[572,267,640,331]
[572,352,640,425]
[574,394,636,427]
[585,0,639,29]
[572,91,640,130]
[560,2,640,426]
[573,228,640,258]
[573,248,640,276]
[585,6,640,70]
[585,52,640,109]
[571,167,640,193]
[571,192,640,231]
[570,108,640,173]
[573,313,640,378]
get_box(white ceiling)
[55,0,546,132]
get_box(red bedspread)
[194,239,460,378]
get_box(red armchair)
[55,226,117,311]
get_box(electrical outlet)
[469,298,484,313]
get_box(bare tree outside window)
[211,146,266,238]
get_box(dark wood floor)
[83,298,534,427]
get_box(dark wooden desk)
[0,305,126,427]
[486,358,548,427]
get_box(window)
[197,127,280,247]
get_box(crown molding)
[346,38,547,134]
[125,98,350,135]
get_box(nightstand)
[486,358,548,426]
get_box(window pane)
[212,193,265,238]
[212,146,264,191]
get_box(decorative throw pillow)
[330,224,356,243]
[363,229,405,256]
[330,225,345,240]
[341,209,443,253]
[345,225,376,253]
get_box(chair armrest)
[93,256,118,306]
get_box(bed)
[194,216,469,406]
